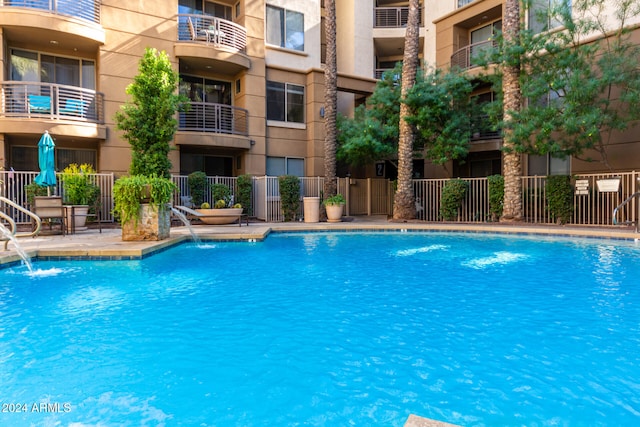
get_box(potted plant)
[195,184,243,224]
[113,48,186,240]
[113,175,177,240]
[61,163,100,231]
[323,194,346,222]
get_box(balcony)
[451,40,496,70]
[177,14,246,52]
[175,14,250,75]
[2,0,100,23]
[374,6,422,28]
[470,114,501,142]
[1,82,104,123]
[179,102,248,136]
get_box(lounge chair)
[173,205,248,226]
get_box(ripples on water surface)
[1,232,640,426]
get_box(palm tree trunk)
[501,0,523,221]
[393,0,420,220]
[323,0,338,203]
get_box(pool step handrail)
[0,196,42,250]
[612,191,640,232]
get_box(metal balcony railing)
[177,13,247,52]
[451,39,496,70]
[179,102,248,136]
[470,114,501,141]
[374,6,422,28]
[1,82,105,123]
[2,0,101,24]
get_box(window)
[266,5,304,51]
[10,49,95,89]
[529,154,570,175]
[266,81,305,123]
[528,0,571,34]
[179,75,231,104]
[10,146,96,172]
[179,0,232,20]
[266,157,304,176]
[470,21,501,67]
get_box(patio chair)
[187,17,208,42]
[32,196,66,236]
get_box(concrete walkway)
[2,215,638,267]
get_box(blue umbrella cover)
[33,131,57,189]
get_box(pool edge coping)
[2,222,638,269]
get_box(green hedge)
[440,179,469,221]
[278,175,301,221]
[546,175,574,224]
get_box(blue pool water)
[1,232,640,426]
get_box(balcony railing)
[470,114,501,141]
[1,82,105,123]
[3,0,101,24]
[451,39,496,70]
[374,6,422,28]
[179,102,248,136]
[177,13,247,52]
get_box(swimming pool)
[1,231,640,426]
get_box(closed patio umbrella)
[33,130,56,195]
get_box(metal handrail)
[612,191,640,231]
[0,196,42,250]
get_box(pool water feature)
[1,232,640,426]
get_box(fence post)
[367,178,372,216]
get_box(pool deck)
[2,215,639,266]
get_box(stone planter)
[195,208,244,224]
[325,204,344,223]
[121,203,170,241]
[303,197,320,223]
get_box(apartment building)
[1,0,636,182]
[433,0,640,178]
[0,0,383,179]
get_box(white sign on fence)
[596,178,621,193]
[575,179,589,195]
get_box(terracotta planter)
[196,208,244,224]
[325,204,344,223]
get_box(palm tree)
[323,0,338,203]
[393,0,420,220]
[500,0,523,221]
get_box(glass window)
[266,156,286,176]
[10,50,39,81]
[529,154,570,175]
[266,81,285,121]
[10,49,94,89]
[470,21,501,66]
[529,0,571,33]
[180,75,231,104]
[266,5,304,51]
[266,157,304,176]
[267,81,304,123]
[56,149,97,170]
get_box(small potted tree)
[113,47,187,240]
[61,163,100,231]
[323,193,346,222]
